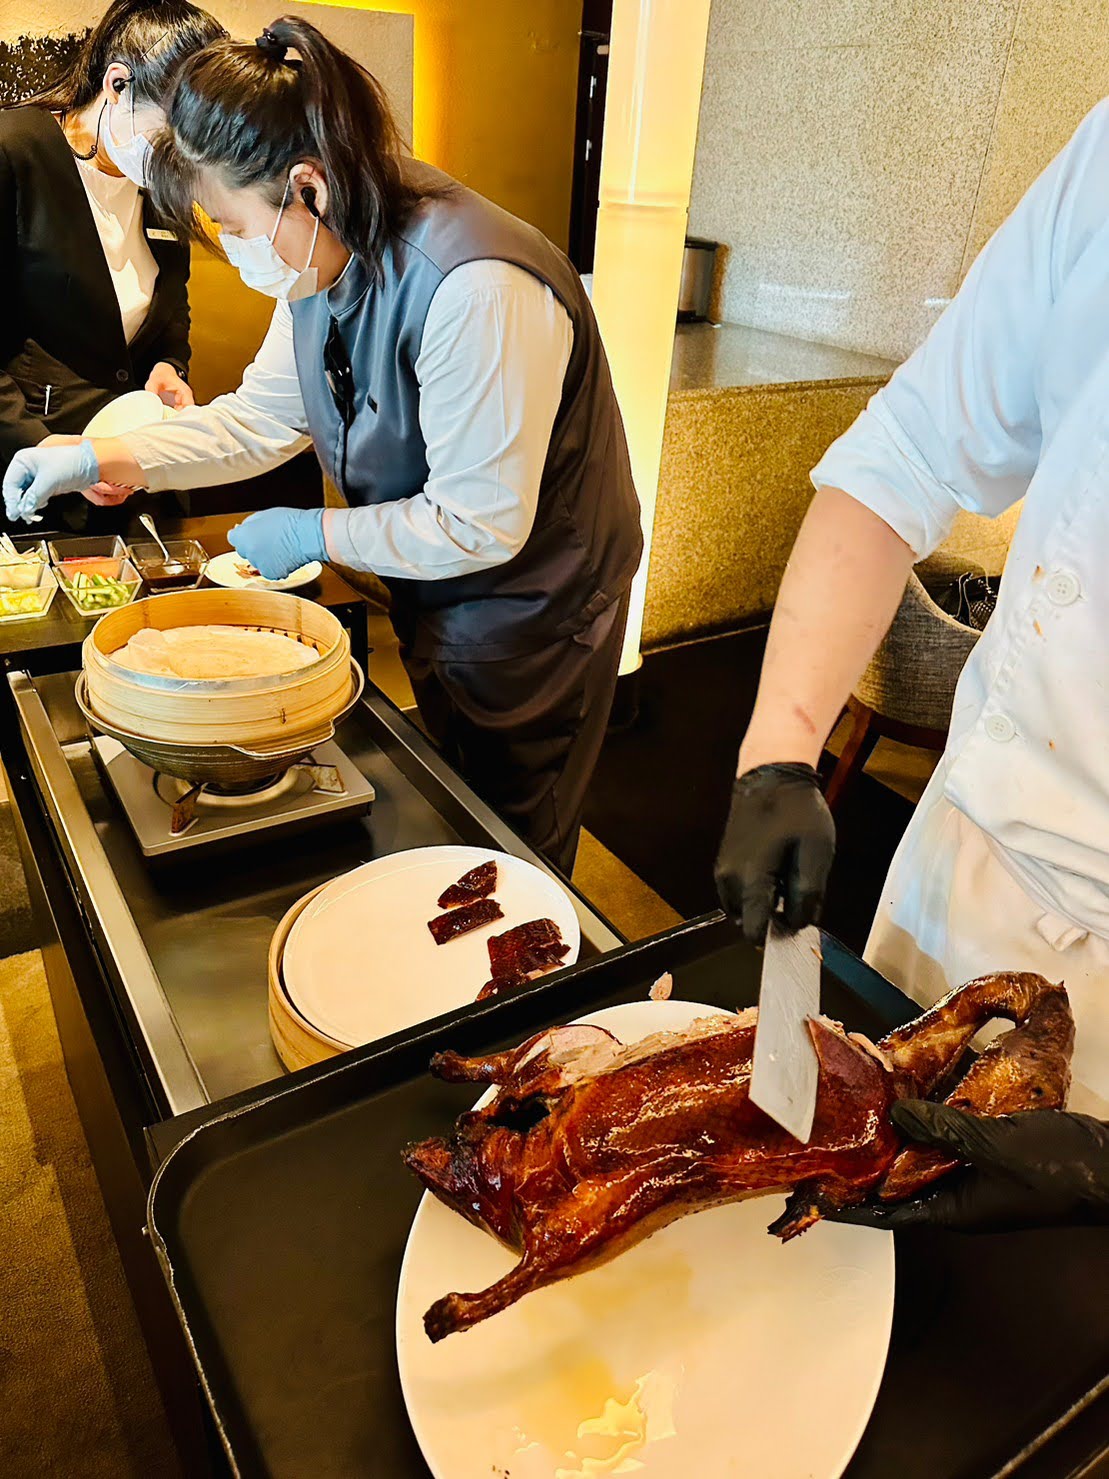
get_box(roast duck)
[403,971,1074,1342]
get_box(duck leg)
[774,974,1074,1230]
[877,972,1067,1097]
[879,976,1073,1199]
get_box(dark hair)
[150,15,427,266]
[26,0,226,114]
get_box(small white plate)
[205,550,323,592]
[83,390,172,438]
[397,998,895,1479]
[282,846,581,1046]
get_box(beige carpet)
[0,949,180,1478]
[573,830,680,939]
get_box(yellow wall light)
[590,0,712,676]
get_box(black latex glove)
[833,1100,1109,1232]
[714,762,835,943]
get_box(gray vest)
[290,162,642,661]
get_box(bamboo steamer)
[268,885,348,1071]
[75,670,365,787]
[83,588,354,748]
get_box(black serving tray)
[148,916,1109,1479]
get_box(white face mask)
[221,179,321,302]
[101,81,153,188]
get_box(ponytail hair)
[150,15,427,268]
[23,0,226,113]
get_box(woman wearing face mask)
[4,17,642,875]
[0,0,225,531]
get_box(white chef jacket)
[866,769,1109,1112]
[124,260,573,582]
[813,96,1109,940]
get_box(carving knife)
[749,914,822,1143]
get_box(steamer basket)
[76,663,364,787]
[267,886,348,1072]
[83,588,353,747]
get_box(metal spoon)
[138,512,186,576]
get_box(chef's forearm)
[738,486,915,774]
[88,437,148,488]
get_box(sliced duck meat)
[487,919,566,978]
[426,898,503,945]
[474,918,569,1002]
[437,860,498,910]
[476,971,531,1003]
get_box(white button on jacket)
[985,714,1016,744]
[1046,570,1081,606]
[813,98,1109,935]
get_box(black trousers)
[403,594,629,876]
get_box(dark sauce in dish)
[141,560,204,591]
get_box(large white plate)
[205,550,323,592]
[283,846,581,1046]
[83,389,171,438]
[397,998,894,1479]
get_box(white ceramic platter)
[282,845,581,1046]
[204,550,323,592]
[397,997,895,1479]
[83,389,172,438]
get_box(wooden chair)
[824,505,1021,810]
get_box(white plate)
[204,550,323,592]
[283,846,581,1046]
[397,998,895,1479]
[83,390,172,438]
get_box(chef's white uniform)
[812,99,1109,1114]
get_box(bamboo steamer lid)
[83,589,354,748]
[268,886,348,1072]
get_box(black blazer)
[0,105,191,529]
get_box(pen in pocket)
[43,385,52,417]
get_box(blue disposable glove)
[3,440,100,523]
[228,508,328,581]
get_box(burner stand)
[91,735,375,860]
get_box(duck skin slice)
[475,919,570,1002]
[475,971,531,1002]
[426,898,503,945]
[403,972,1072,1340]
[437,861,498,910]
[487,919,566,978]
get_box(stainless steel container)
[678,237,719,322]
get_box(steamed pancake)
[112,625,319,681]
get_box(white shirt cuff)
[811,398,962,559]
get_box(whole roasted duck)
[404,972,1073,1341]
